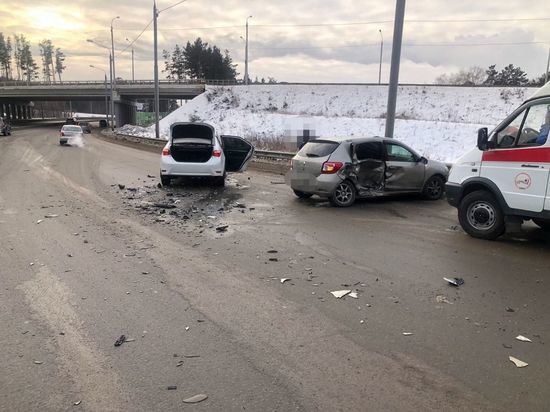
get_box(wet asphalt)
[1,124,549,411]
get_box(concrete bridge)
[0,80,208,126]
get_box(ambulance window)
[517,103,550,147]
[495,110,525,148]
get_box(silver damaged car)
[289,137,449,207]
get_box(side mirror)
[419,156,428,164]
[477,127,489,151]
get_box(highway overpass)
[0,80,207,126]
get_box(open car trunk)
[170,123,214,163]
[221,135,254,172]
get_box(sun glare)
[27,7,82,31]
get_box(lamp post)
[378,29,383,84]
[126,38,135,81]
[89,64,109,125]
[87,39,115,130]
[384,0,406,139]
[545,46,550,84]
[244,15,253,85]
[153,1,160,139]
[110,16,120,83]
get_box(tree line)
[436,64,548,87]
[0,33,66,83]
[162,37,237,81]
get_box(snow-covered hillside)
[119,85,536,162]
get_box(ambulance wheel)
[458,190,505,240]
[532,218,550,231]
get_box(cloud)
[0,0,548,82]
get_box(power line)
[117,19,153,57]
[158,0,188,13]
[250,40,550,51]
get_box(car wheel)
[422,175,445,200]
[293,190,313,199]
[458,190,505,240]
[160,174,172,186]
[532,218,550,231]
[212,176,225,187]
[329,180,356,207]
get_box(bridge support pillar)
[114,100,137,128]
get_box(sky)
[1,0,549,83]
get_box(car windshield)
[297,141,339,158]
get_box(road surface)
[1,124,549,411]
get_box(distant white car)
[59,125,83,145]
[160,122,254,186]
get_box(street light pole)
[384,0,406,138]
[153,0,160,139]
[110,16,120,83]
[545,46,550,84]
[87,39,116,130]
[244,15,253,85]
[89,65,109,126]
[126,38,135,81]
[378,29,383,84]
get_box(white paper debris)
[348,292,359,299]
[330,290,352,298]
[509,356,528,368]
[436,295,452,304]
[515,335,532,343]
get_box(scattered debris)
[505,307,515,313]
[152,203,176,209]
[216,225,229,232]
[74,400,82,406]
[167,386,178,390]
[360,320,365,324]
[124,338,135,342]
[268,258,278,262]
[443,277,464,287]
[516,335,532,343]
[182,394,208,404]
[44,214,59,218]
[402,332,413,336]
[176,361,184,367]
[348,292,359,299]
[509,356,528,368]
[436,295,453,304]
[36,219,43,224]
[280,278,291,284]
[183,355,200,358]
[330,290,352,299]
[502,344,513,349]
[267,250,278,254]
[34,360,43,364]
[114,335,126,347]
[185,326,190,331]
[118,184,126,190]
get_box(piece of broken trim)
[330,290,352,299]
[515,335,532,343]
[402,332,413,336]
[509,356,528,368]
[182,394,208,403]
[443,277,465,287]
[280,278,291,284]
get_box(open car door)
[221,135,254,172]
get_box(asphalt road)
[1,124,549,411]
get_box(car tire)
[293,190,313,199]
[422,175,445,200]
[532,218,550,231]
[329,180,356,207]
[160,174,172,186]
[458,190,505,240]
[212,176,225,187]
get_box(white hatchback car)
[160,122,254,186]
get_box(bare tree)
[436,66,487,86]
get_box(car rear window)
[63,126,82,132]
[297,141,340,158]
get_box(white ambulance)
[446,82,550,239]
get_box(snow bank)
[122,85,536,162]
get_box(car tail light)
[213,149,222,157]
[321,161,343,174]
[162,147,171,156]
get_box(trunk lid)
[170,123,215,163]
